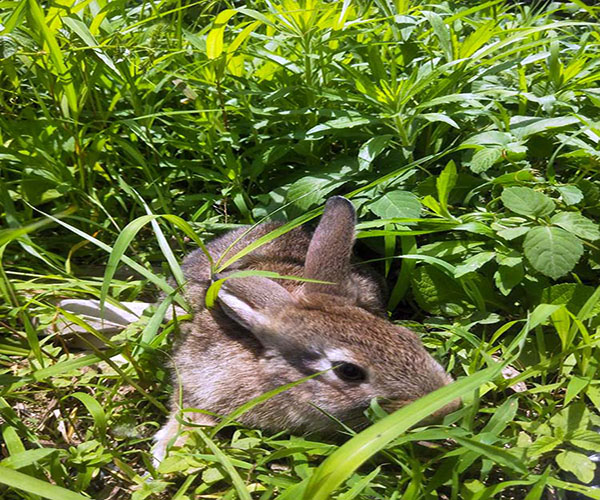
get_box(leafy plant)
[1,0,600,498]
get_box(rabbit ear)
[304,196,356,296]
[218,276,295,333]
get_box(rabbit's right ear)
[304,196,356,296]
[218,276,294,333]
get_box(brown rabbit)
[154,196,457,460]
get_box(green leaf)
[564,376,590,405]
[555,451,596,484]
[286,173,347,211]
[550,402,590,439]
[571,429,600,452]
[469,148,503,174]
[303,366,502,500]
[357,135,392,171]
[541,284,600,320]
[462,131,513,147]
[424,11,453,61]
[27,0,78,117]
[62,17,119,74]
[306,115,371,136]
[528,435,562,457]
[419,113,459,129]
[555,185,584,205]
[496,226,530,241]
[551,212,600,241]
[494,264,524,295]
[548,478,600,500]
[524,226,583,279]
[69,392,107,438]
[501,187,555,218]
[452,436,527,474]
[0,448,57,469]
[195,429,252,500]
[206,9,237,59]
[454,252,495,278]
[337,467,381,500]
[510,116,579,139]
[368,191,421,219]
[436,160,458,215]
[412,265,468,316]
[0,466,90,500]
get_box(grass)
[1,0,600,498]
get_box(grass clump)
[1,0,600,498]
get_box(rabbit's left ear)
[304,196,356,296]
[218,276,294,333]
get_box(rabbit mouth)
[378,399,414,413]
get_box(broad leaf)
[551,212,600,241]
[502,187,555,218]
[555,451,596,484]
[541,284,600,320]
[469,147,502,174]
[368,191,421,219]
[357,135,392,171]
[494,264,524,295]
[556,185,583,205]
[523,226,583,279]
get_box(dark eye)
[334,362,367,382]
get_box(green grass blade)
[195,428,252,500]
[0,466,90,500]
[27,0,78,117]
[303,366,502,500]
[69,392,108,439]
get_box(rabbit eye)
[334,362,367,382]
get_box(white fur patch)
[323,347,356,363]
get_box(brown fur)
[154,197,457,460]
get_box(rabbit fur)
[154,196,456,460]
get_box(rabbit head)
[216,196,457,431]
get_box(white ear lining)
[218,291,269,332]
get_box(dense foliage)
[1,0,600,498]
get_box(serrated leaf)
[357,135,392,171]
[412,265,469,316]
[556,451,596,484]
[571,429,600,452]
[551,212,600,241]
[368,191,421,219]
[469,148,502,174]
[528,435,562,457]
[550,402,590,439]
[524,226,583,279]
[502,187,555,218]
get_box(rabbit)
[153,196,458,461]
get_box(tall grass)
[1,0,600,498]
